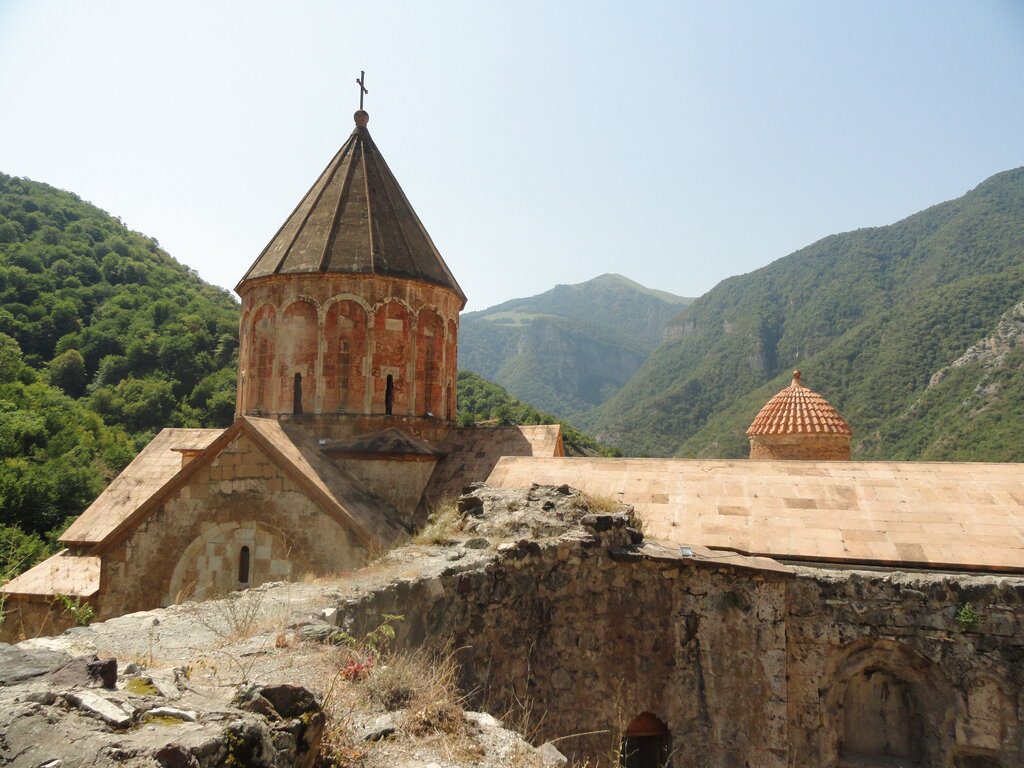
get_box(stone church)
[3,105,1024,768]
[2,109,565,633]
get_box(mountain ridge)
[584,166,1024,458]
[459,273,693,418]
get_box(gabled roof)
[1,550,100,599]
[61,428,224,547]
[62,418,407,555]
[747,371,852,436]
[247,418,408,545]
[487,456,1024,572]
[237,111,465,303]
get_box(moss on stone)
[123,677,160,696]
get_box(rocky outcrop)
[0,646,324,768]
[2,484,1022,767]
[929,298,1024,387]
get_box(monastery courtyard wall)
[334,487,1023,768]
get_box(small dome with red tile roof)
[746,371,852,437]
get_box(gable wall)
[97,433,365,618]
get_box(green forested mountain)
[585,167,1024,458]
[459,274,691,419]
[0,173,241,435]
[0,172,243,577]
[456,370,615,457]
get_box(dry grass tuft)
[579,493,622,515]
[412,499,462,545]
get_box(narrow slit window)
[385,374,394,415]
[293,372,303,414]
[238,546,251,585]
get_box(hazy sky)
[1,1,1022,310]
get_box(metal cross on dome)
[356,71,368,110]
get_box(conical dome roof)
[238,111,465,303]
[746,371,852,436]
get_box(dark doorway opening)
[620,712,670,768]
[293,373,303,414]
[238,546,251,585]
[385,374,394,415]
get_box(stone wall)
[749,433,851,460]
[330,489,1024,768]
[97,432,366,618]
[236,273,461,423]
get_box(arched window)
[238,546,251,585]
[293,372,303,414]
[385,374,394,415]
[620,712,670,768]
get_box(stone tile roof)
[238,112,465,303]
[2,550,100,598]
[487,457,1024,572]
[747,371,852,436]
[422,425,564,507]
[60,428,224,547]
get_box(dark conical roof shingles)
[238,118,464,302]
[746,371,852,437]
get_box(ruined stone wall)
[786,567,1023,768]
[749,433,851,460]
[236,274,461,423]
[97,433,365,618]
[332,522,1023,767]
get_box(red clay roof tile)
[746,371,852,437]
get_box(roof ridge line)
[360,130,376,273]
[370,136,465,301]
[235,134,354,289]
[318,134,361,272]
[275,137,355,274]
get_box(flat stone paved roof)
[487,457,1024,572]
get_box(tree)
[48,349,87,397]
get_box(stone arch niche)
[244,304,277,414]
[322,299,369,414]
[620,712,671,768]
[166,520,292,604]
[954,673,1014,765]
[372,299,412,416]
[275,300,319,414]
[415,308,445,417]
[823,639,955,768]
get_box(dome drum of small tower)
[746,371,852,461]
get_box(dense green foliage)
[459,274,691,419]
[0,173,240,440]
[0,172,239,566]
[585,168,1024,459]
[456,370,616,456]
